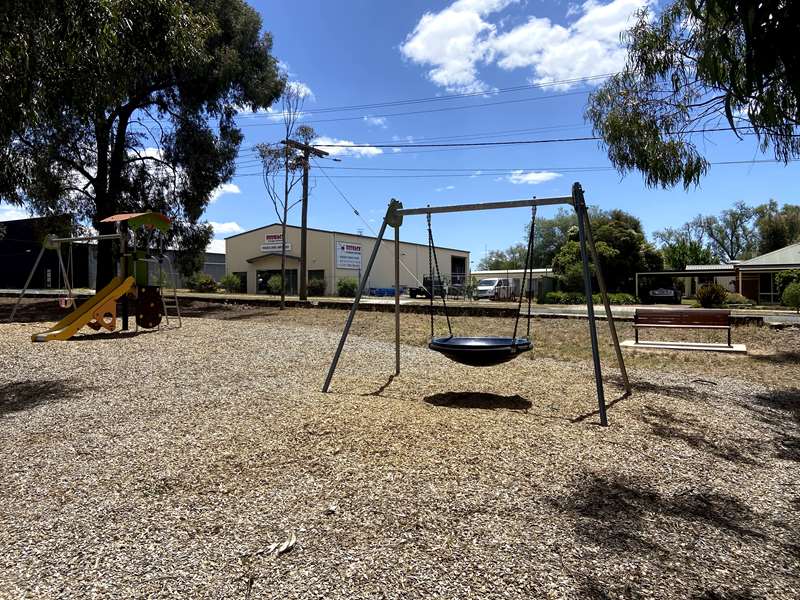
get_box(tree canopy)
[653,223,715,270]
[0,0,284,284]
[587,0,800,188]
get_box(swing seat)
[429,336,533,367]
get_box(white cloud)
[313,136,383,158]
[470,170,483,178]
[209,221,244,236]
[287,80,315,100]
[400,0,517,93]
[209,183,241,204]
[401,0,646,92]
[435,185,456,192]
[506,170,562,184]
[0,203,30,222]
[363,116,388,128]
[206,238,226,254]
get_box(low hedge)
[542,291,637,305]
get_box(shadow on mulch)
[552,473,764,556]
[750,388,800,462]
[750,350,800,364]
[0,379,83,415]
[424,391,531,411]
[639,405,760,465]
[2,300,69,323]
[692,589,764,600]
[67,328,159,341]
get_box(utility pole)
[281,139,329,300]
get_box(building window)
[309,269,325,281]
[759,272,778,304]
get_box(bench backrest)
[634,308,730,326]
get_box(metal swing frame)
[321,182,631,426]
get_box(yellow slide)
[32,276,135,342]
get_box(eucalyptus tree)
[587,0,800,189]
[0,0,284,284]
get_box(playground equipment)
[423,201,537,367]
[321,182,630,426]
[10,211,181,341]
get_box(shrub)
[266,274,283,295]
[696,283,727,308]
[542,291,637,305]
[308,278,326,296]
[187,272,217,293]
[775,269,800,295]
[337,277,358,297]
[601,293,638,305]
[782,282,800,313]
[724,292,751,306]
[219,273,242,293]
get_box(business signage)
[261,233,290,252]
[336,241,362,269]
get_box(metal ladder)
[159,255,182,329]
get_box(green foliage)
[219,273,242,293]
[542,291,637,305]
[477,244,527,270]
[782,283,800,313]
[586,0,800,189]
[775,270,800,295]
[549,208,661,293]
[266,274,283,295]
[0,0,284,286]
[187,272,217,293]
[755,201,800,254]
[655,223,715,269]
[724,292,751,306]
[691,202,758,261]
[307,278,326,296]
[696,283,727,308]
[337,277,358,297]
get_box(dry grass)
[0,308,799,599]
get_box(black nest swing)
[424,207,537,367]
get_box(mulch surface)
[0,308,798,599]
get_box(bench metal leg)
[727,327,731,347]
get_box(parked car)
[475,277,514,300]
[408,276,446,299]
[648,287,683,304]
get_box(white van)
[475,277,513,300]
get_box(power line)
[234,73,615,119]
[234,157,800,179]
[236,90,590,128]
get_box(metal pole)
[573,183,608,426]
[300,147,310,301]
[55,245,75,312]
[120,222,129,331]
[398,196,571,216]
[575,187,631,395]
[322,216,391,393]
[394,224,401,375]
[9,245,46,321]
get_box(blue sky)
[3,0,798,265]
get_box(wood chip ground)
[1,305,798,599]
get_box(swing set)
[321,182,630,426]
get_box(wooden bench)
[634,308,732,347]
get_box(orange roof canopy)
[100,212,171,231]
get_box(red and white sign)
[261,233,290,252]
[336,241,362,269]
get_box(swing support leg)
[573,183,608,427]
[322,203,402,393]
[9,245,46,321]
[394,224,401,375]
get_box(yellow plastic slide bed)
[31,276,135,342]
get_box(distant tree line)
[478,200,800,293]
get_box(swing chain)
[426,212,452,339]
[511,205,537,345]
